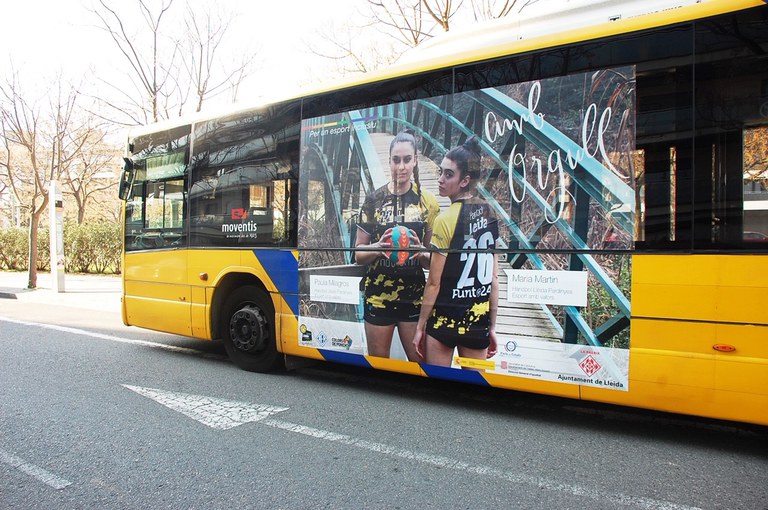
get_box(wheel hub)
[229,305,268,352]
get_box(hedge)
[0,221,121,274]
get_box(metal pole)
[49,180,66,293]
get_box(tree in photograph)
[182,2,255,112]
[744,126,768,189]
[470,0,538,21]
[306,18,401,76]
[420,0,461,31]
[90,0,257,125]
[309,0,536,79]
[64,128,121,224]
[0,71,91,287]
[305,0,447,81]
[90,0,178,124]
[0,141,12,226]
[368,0,434,47]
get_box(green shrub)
[63,221,121,274]
[0,221,121,274]
[0,228,28,270]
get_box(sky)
[0,0,362,111]
[2,0,675,120]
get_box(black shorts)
[363,301,420,326]
[427,325,490,350]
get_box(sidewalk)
[0,271,122,313]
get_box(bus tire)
[221,285,283,372]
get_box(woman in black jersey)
[413,136,499,367]
[355,131,439,360]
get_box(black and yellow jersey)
[357,183,439,313]
[428,198,498,344]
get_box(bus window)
[743,126,768,243]
[189,102,299,248]
[693,11,768,250]
[124,125,190,251]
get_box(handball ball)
[385,226,411,266]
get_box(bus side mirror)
[118,157,135,200]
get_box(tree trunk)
[27,210,39,289]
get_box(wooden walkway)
[369,132,562,343]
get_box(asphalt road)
[1,297,767,510]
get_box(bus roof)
[127,0,764,140]
[398,0,734,64]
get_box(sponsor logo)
[579,354,602,377]
[454,356,495,370]
[231,208,247,220]
[331,335,353,350]
[299,324,312,343]
[504,340,518,353]
[221,221,259,234]
[317,331,328,347]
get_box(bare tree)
[421,0,463,31]
[89,0,180,125]
[470,0,520,20]
[90,0,257,125]
[0,71,90,287]
[367,0,433,47]
[311,0,536,79]
[744,126,768,191]
[182,3,256,112]
[0,133,17,227]
[305,0,439,80]
[306,19,401,77]
[63,127,121,224]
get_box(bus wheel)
[222,285,283,372]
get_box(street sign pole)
[49,180,66,293]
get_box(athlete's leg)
[395,321,421,361]
[424,335,455,367]
[365,322,396,358]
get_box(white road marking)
[0,448,72,490]
[259,418,701,510]
[0,317,224,360]
[125,385,701,510]
[0,315,707,509]
[123,385,288,430]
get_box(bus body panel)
[123,250,191,337]
[190,285,208,338]
[624,254,768,424]
[633,255,768,325]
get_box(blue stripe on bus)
[319,350,373,368]
[253,250,299,316]
[420,364,491,385]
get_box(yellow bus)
[117,0,768,426]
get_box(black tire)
[221,285,283,372]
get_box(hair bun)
[462,135,481,155]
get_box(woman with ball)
[355,130,439,361]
